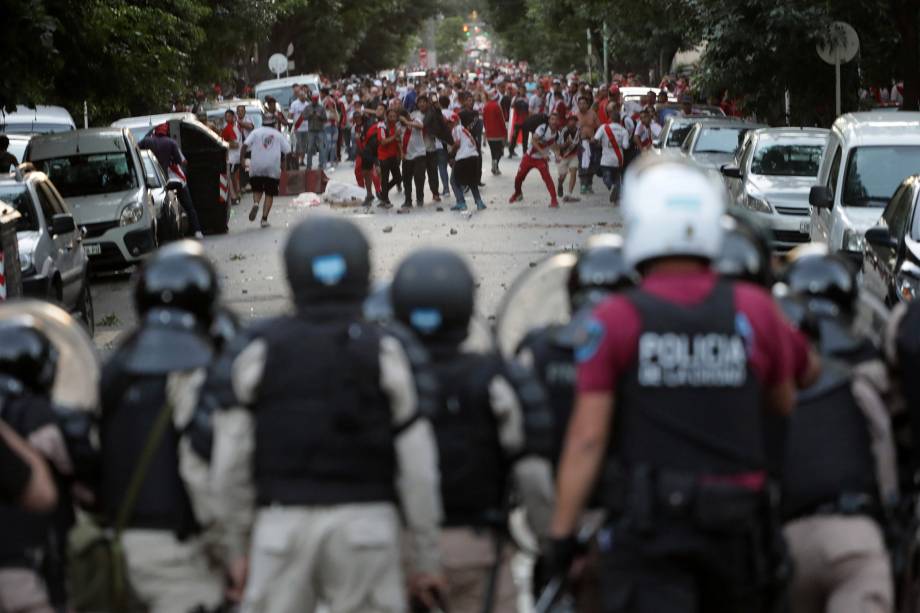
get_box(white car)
[809,112,920,260]
[681,120,766,172]
[721,128,829,251]
[111,112,197,143]
[1,105,76,134]
[254,74,321,111]
[26,128,159,270]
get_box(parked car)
[139,150,186,243]
[254,74,321,111]
[204,99,265,132]
[862,175,920,305]
[721,128,829,251]
[26,128,159,270]
[655,116,727,152]
[809,112,920,262]
[0,170,93,333]
[4,135,31,170]
[0,105,76,134]
[681,119,766,172]
[656,103,726,125]
[111,112,198,142]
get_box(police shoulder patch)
[574,318,606,363]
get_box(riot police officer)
[516,235,636,467]
[391,247,555,613]
[777,251,896,613]
[0,321,81,612]
[208,216,445,613]
[550,155,813,613]
[714,211,775,289]
[98,241,226,613]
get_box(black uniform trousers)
[402,156,426,204]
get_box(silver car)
[681,120,766,172]
[0,170,93,333]
[26,128,159,270]
[721,128,829,251]
[139,150,187,243]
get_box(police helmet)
[134,240,219,324]
[391,248,475,346]
[567,234,636,309]
[715,212,774,287]
[284,216,371,305]
[0,323,58,394]
[782,248,857,317]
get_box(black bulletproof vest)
[519,327,576,467]
[253,315,395,506]
[0,395,57,565]
[99,370,197,536]
[429,351,509,526]
[780,360,878,519]
[612,281,764,474]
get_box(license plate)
[799,221,810,234]
[84,244,102,256]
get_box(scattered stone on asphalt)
[383,226,393,233]
[450,228,458,235]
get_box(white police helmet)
[621,154,727,269]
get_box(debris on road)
[383,226,394,233]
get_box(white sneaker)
[260,219,270,228]
[194,231,204,239]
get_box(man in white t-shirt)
[633,106,662,152]
[240,113,291,228]
[509,112,561,208]
[288,88,310,167]
[399,108,428,208]
[593,110,630,203]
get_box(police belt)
[787,492,881,523]
[605,463,768,532]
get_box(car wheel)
[78,279,95,337]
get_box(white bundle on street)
[292,192,322,207]
[322,181,368,205]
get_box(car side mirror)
[809,185,833,209]
[51,214,76,236]
[865,225,898,249]
[720,165,742,179]
[145,175,159,189]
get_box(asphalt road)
[91,153,623,350]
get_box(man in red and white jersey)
[593,106,630,203]
[633,106,662,153]
[509,112,561,208]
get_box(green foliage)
[436,16,467,65]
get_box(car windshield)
[667,124,693,147]
[842,146,920,207]
[35,152,137,198]
[7,140,28,163]
[750,143,824,177]
[0,184,39,232]
[259,87,297,111]
[694,127,747,154]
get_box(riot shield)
[0,299,100,411]
[853,289,890,350]
[494,252,578,359]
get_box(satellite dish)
[817,21,859,65]
[268,53,288,77]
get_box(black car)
[863,175,920,306]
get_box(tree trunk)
[891,0,920,110]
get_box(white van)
[26,128,159,269]
[1,105,76,134]
[809,112,920,258]
[254,74,321,111]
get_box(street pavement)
[90,153,623,350]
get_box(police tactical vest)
[781,360,878,520]
[429,351,509,526]
[99,371,197,536]
[519,327,576,466]
[253,315,396,506]
[613,281,765,474]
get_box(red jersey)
[376,121,399,160]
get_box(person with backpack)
[509,112,561,208]
[594,106,631,203]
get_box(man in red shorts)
[509,112,560,208]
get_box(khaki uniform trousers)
[122,529,224,613]
[242,503,405,613]
[0,569,53,613]
[440,527,517,613]
[784,515,893,613]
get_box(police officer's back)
[98,241,226,613]
[391,248,555,613]
[549,156,810,613]
[208,216,445,613]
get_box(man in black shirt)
[0,136,18,173]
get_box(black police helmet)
[0,323,58,394]
[567,235,635,309]
[782,251,857,317]
[134,240,219,324]
[391,248,475,345]
[284,217,371,305]
[715,212,773,287]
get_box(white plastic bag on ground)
[322,181,368,205]
[292,192,322,207]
